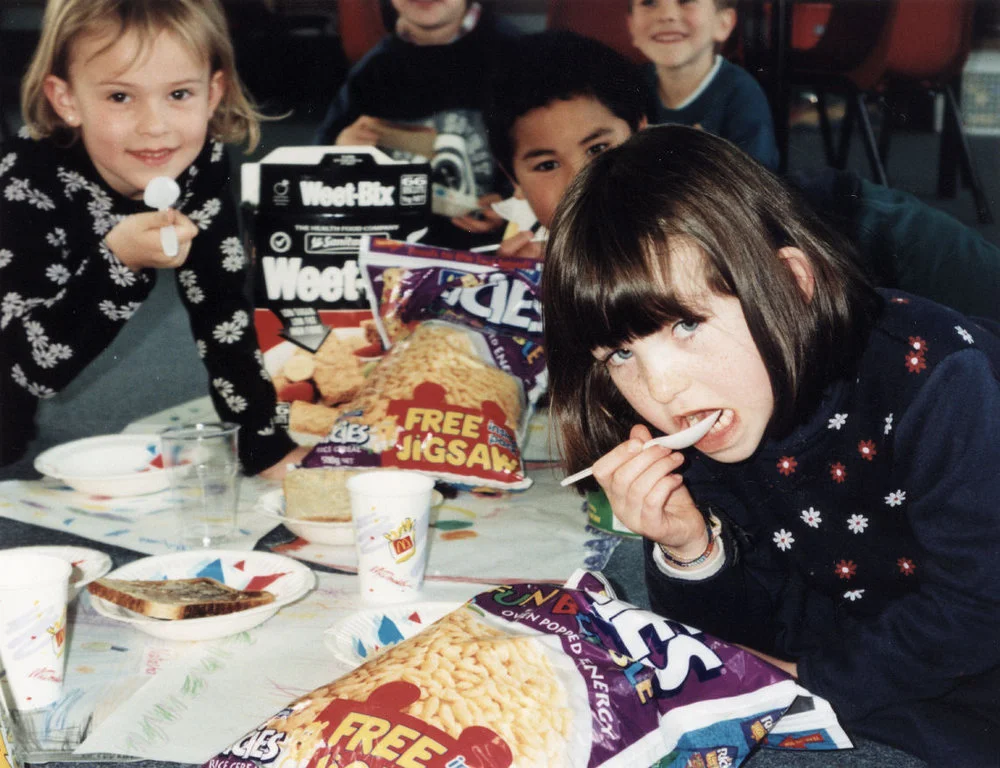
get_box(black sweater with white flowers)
[0,130,295,473]
[645,290,1000,763]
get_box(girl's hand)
[335,115,382,146]
[104,210,198,271]
[451,193,505,234]
[497,229,544,261]
[593,423,707,556]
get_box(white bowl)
[34,434,167,497]
[255,489,355,546]
[256,488,445,547]
[323,602,459,667]
[87,550,315,641]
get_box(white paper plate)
[34,433,167,497]
[87,550,315,641]
[257,488,444,546]
[255,488,354,545]
[323,602,458,667]
[3,545,113,602]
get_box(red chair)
[789,0,991,223]
[337,0,389,65]
[545,0,648,64]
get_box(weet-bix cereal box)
[241,147,432,429]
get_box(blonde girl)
[1,0,307,474]
[543,125,1000,765]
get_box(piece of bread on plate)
[282,467,357,522]
[87,577,275,620]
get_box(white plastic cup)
[161,422,241,549]
[0,552,72,711]
[347,470,435,603]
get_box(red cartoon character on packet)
[211,681,513,768]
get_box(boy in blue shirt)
[628,0,780,170]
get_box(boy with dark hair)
[485,30,647,260]
[314,0,520,244]
[486,30,648,183]
[485,29,999,319]
[627,0,780,170]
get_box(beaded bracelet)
[658,514,720,569]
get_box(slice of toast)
[87,577,276,620]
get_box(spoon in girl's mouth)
[559,410,722,487]
[142,176,182,257]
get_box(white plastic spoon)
[143,176,181,257]
[559,410,722,487]
[470,233,548,253]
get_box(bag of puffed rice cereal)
[358,237,542,336]
[294,238,545,490]
[358,236,546,403]
[298,321,532,489]
[202,571,851,768]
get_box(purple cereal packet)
[359,237,546,404]
[296,238,546,490]
[202,572,850,768]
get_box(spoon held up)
[560,410,722,487]
[142,176,182,258]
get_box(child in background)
[1,0,307,475]
[485,30,648,261]
[485,31,1000,321]
[627,0,779,170]
[543,125,1000,765]
[313,0,519,244]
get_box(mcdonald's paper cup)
[348,471,434,603]
[0,552,72,710]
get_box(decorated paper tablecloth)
[7,570,485,765]
[0,475,280,556]
[271,467,620,583]
[0,398,621,581]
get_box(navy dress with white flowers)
[0,129,295,473]
[644,290,1000,764]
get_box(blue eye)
[673,318,700,337]
[605,348,633,366]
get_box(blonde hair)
[21,0,263,151]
